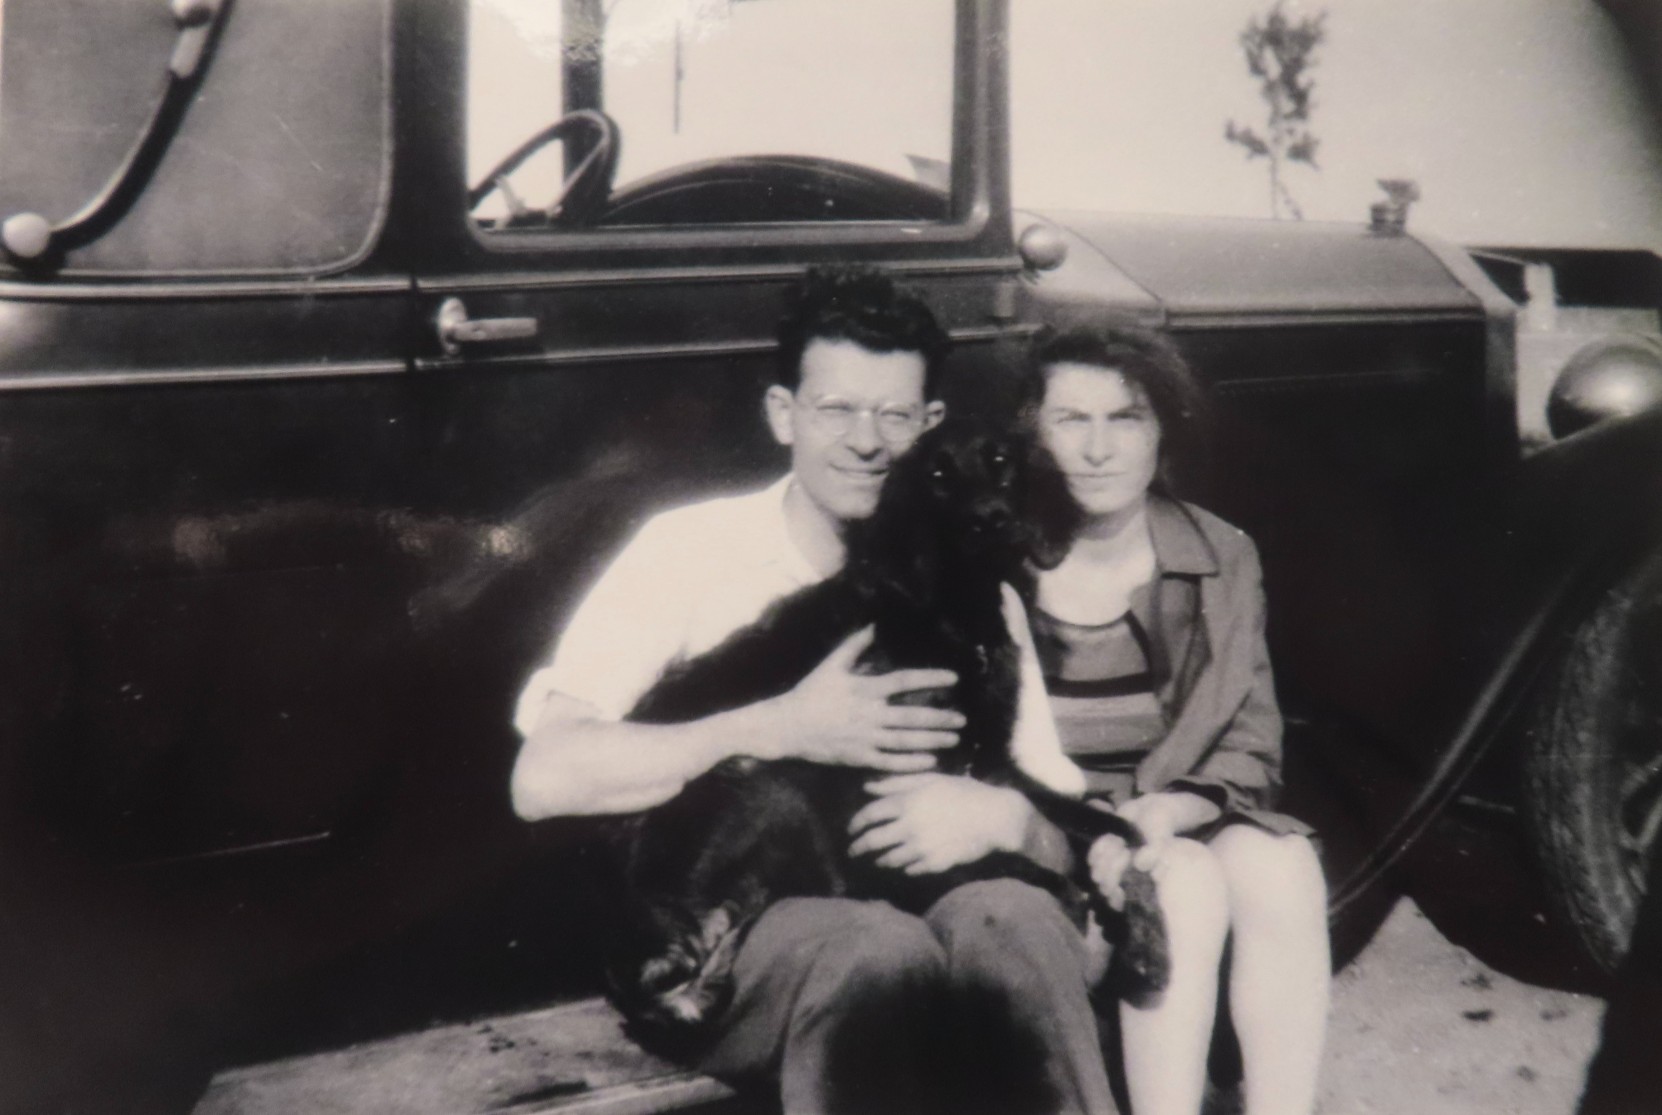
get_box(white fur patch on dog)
[1002,583,1087,797]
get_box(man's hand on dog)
[1087,791,1221,908]
[845,773,1030,874]
[764,626,963,772]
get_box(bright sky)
[7,0,1654,247]
[1010,0,1662,248]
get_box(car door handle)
[435,297,539,356]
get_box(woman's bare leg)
[1211,827,1330,1115]
[1118,837,1230,1115]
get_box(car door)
[390,0,1029,999]
[0,0,432,1101]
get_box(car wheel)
[1524,549,1662,973]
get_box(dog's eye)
[929,466,948,483]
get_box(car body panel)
[1033,211,1484,323]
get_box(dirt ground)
[202,893,1610,1115]
[1320,896,1605,1115]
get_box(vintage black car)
[1,0,1660,1111]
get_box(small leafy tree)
[1225,1,1326,220]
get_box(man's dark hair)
[775,265,949,396]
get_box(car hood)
[1018,209,1484,324]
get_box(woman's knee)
[1210,826,1328,931]
[1150,838,1230,940]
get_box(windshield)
[468,0,955,228]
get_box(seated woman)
[1019,325,1330,1115]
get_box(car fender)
[1331,403,1662,912]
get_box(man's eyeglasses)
[801,396,927,442]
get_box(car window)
[467,0,955,231]
[0,0,391,278]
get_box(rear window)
[0,0,391,278]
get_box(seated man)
[510,266,1112,1115]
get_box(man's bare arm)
[512,694,781,817]
[511,626,965,819]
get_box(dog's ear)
[1021,437,1085,571]
[851,433,950,609]
[860,511,945,611]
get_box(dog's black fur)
[603,423,1168,1041]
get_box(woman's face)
[1037,361,1162,521]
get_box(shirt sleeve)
[1166,541,1284,815]
[1001,582,1087,798]
[513,515,697,736]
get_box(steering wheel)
[468,110,620,228]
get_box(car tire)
[1523,549,1662,973]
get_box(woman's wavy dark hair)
[1018,324,1211,567]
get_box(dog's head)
[849,422,1034,603]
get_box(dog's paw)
[698,904,736,952]
[651,983,716,1028]
[633,955,715,1030]
[638,952,698,999]
[630,905,748,1032]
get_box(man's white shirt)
[514,474,1085,796]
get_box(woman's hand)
[1086,791,1220,907]
[1087,831,1136,910]
[847,773,1032,875]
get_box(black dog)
[604,423,1168,1040]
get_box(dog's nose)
[974,507,1014,535]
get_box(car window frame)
[0,0,396,283]
[451,0,1005,264]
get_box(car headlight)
[1546,334,1662,439]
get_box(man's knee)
[739,902,946,1115]
[927,878,1076,955]
[792,899,947,995]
